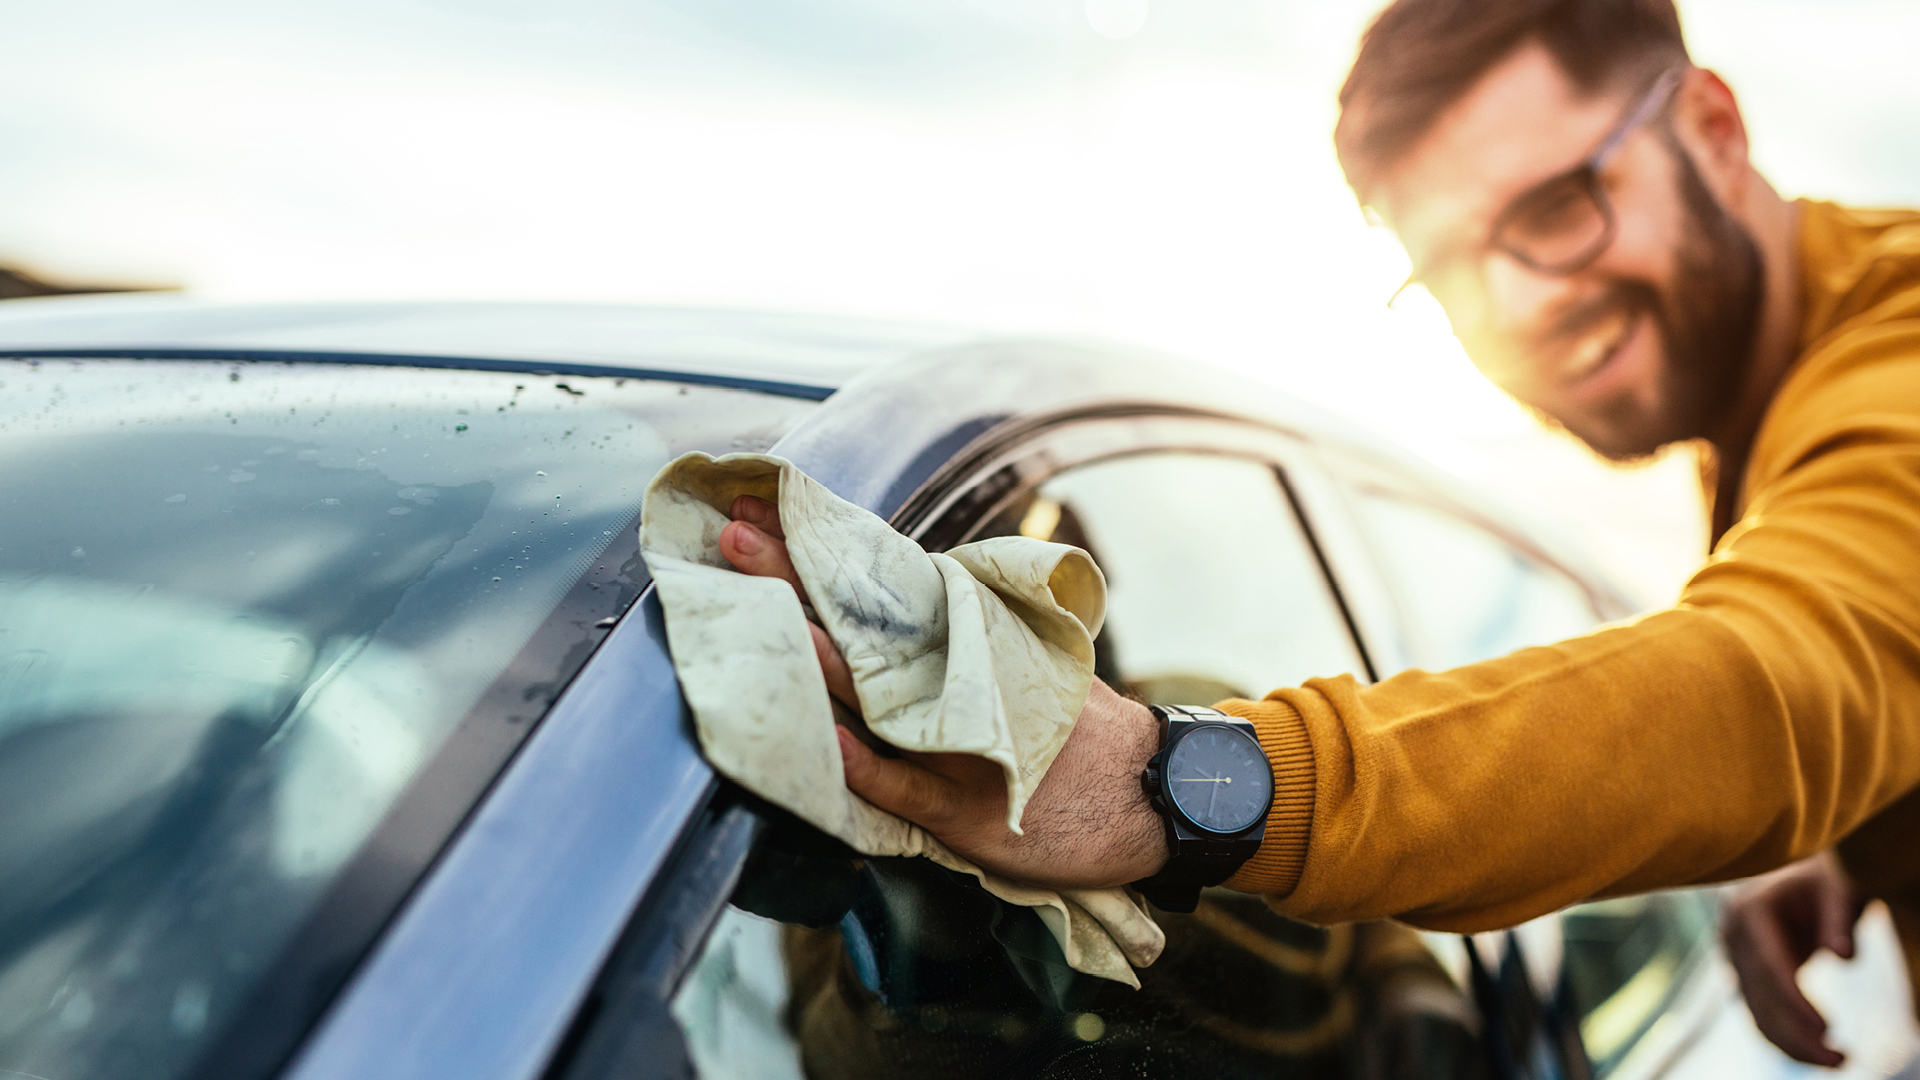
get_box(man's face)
[1375,44,1763,460]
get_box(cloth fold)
[639,451,1164,985]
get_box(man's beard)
[1555,143,1765,462]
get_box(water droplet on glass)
[59,989,95,1029]
[165,494,187,504]
[535,470,547,477]
[172,982,211,1036]
[70,547,85,559]
[388,506,411,516]
[229,471,256,483]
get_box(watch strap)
[1132,852,1244,913]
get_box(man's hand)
[1722,852,1867,1067]
[718,495,1170,890]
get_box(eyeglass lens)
[1492,171,1613,273]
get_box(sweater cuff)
[1214,696,1314,896]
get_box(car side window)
[1344,487,1599,670]
[665,446,1499,1080]
[1015,452,1365,702]
[1339,483,1721,1072]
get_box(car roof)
[0,294,980,398]
[0,295,1643,613]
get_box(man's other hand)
[1722,852,1868,1067]
[718,494,1170,890]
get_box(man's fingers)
[716,507,857,714]
[837,726,955,826]
[718,520,810,605]
[729,495,785,540]
[1819,881,1860,960]
[1728,901,1843,1066]
[810,623,859,710]
[1814,856,1865,959]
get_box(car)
[0,296,1911,1080]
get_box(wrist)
[1087,683,1170,882]
[1122,699,1170,880]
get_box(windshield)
[0,357,813,1080]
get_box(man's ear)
[1671,68,1751,201]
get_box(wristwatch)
[1131,704,1274,913]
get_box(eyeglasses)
[1391,66,1687,305]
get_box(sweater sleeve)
[1214,319,1920,934]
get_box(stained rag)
[639,451,1165,986]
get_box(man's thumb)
[836,726,947,825]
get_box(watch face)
[1165,723,1272,834]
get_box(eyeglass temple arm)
[1591,66,1687,170]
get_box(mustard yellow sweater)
[1221,200,1920,996]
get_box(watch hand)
[1176,778,1231,782]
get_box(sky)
[4,0,1917,602]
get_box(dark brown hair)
[1335,0,1689,200]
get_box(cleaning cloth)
[639,451,1164,986]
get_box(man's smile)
[1562,302,1640,385]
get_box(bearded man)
[717,0,1920,1065]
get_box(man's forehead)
[1376,41,1635,259]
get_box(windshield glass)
[0,357,812,1080]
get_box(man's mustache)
[1539,284,1658,353]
